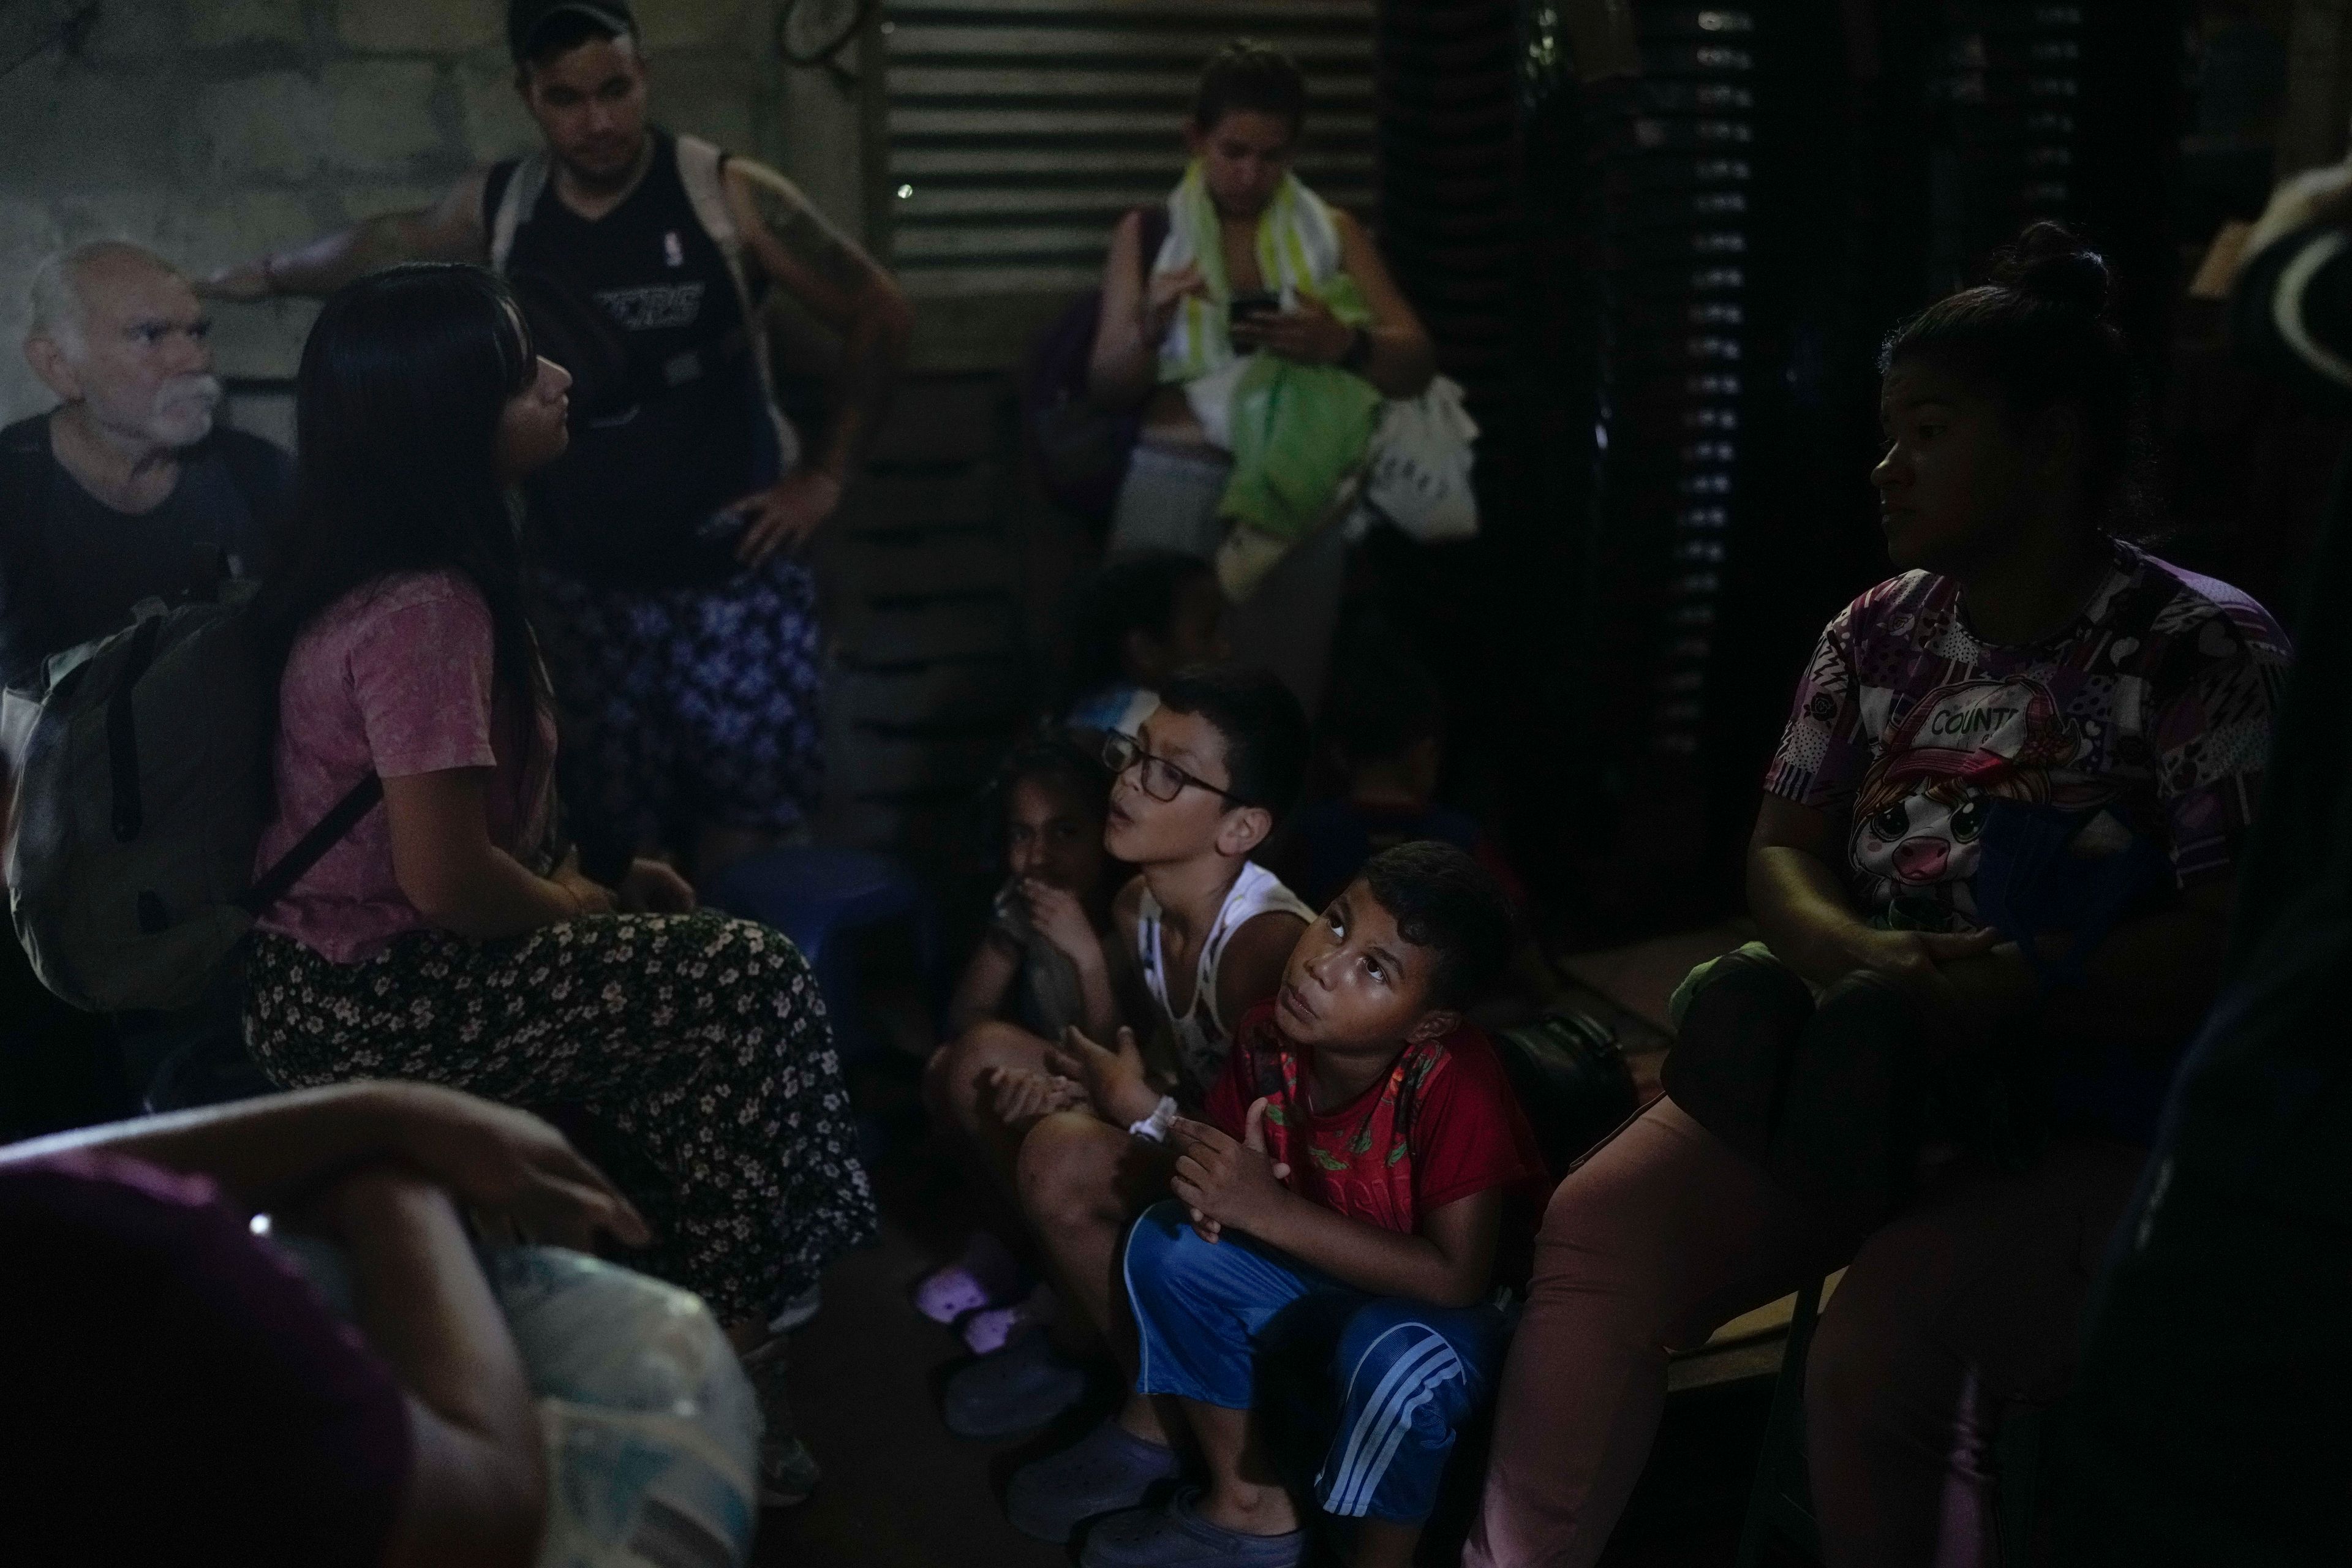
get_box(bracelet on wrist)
[1127,1095,1179,1144]
[1339,326,1373,373]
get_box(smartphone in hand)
[1228,292,1281,328]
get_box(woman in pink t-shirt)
[239,265,872,1507]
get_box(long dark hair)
[254,263,549,797]
[1879,222,2158,537]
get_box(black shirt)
[489,128,774,587]
[0,413,289,687]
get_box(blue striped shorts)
[1124,1199,1513,1525]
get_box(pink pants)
[1466,1097,2144,1568]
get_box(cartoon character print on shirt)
[1243,1014,1449,1235]
[1847,674,2110,924]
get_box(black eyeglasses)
[1101,731,1248,806]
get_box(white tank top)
[1137,861,1316,1094]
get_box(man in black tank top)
[488,126,770,586]
[202,0,912,889]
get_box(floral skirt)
[245,911,876,1319]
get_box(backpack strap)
[238,774,385,918]
[676,134,742,276]
[676,134,800,475]
[104,613,168,840]
[488,152,547,276]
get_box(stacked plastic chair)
[1544,5,1763,914]
[1585,7,1758,771]
[1374,0,1527,423]
[1876,0,2178,360]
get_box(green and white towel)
[1149,160,1379,561]
[1153,159,1355,385]
[1145,160,1480,581]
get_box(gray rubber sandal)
[941,1327,1088,1439]
[1079,1488,1306,1567]
[1006,1417,1185,1542]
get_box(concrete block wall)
[0,0,869,425]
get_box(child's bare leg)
[1017,1109,1175,1439]
[1352,1518,1421,1568]
[924,1021,1053,1159]
[922,1022,1057,1243]
[1180,1398,1302,1537]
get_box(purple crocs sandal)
[1006,1416,1185,1542]
[914,1231,1027,1325]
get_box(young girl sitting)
[239,263,873,1508]
[920,734,1137,1351]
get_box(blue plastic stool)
[698,845,939,1068]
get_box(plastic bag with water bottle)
[276,1239,761,1568]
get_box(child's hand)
[984,1066,1088,1126]
[1169,1099,1292,1243]
[1021,879,1099,969]
[1047,1025,1161,1126]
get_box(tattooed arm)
[724,159,913,483]
[198,170,491,300]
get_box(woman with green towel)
[1088,42,1442,714]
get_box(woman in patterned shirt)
[1469,224,2291,1568]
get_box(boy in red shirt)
[1065,842,1545,1568]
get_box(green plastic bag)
[1216,274,1381,545]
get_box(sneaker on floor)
[962,1283,1057,1357]
[940,1327,1088,1439]
[1080,1488,1305,1567]
[769,1283,823,1336]
[915,1231,1028,1325]
[1006,1415,1185,1543]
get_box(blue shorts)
[1124,1200,1513,1526]
[533,555,825,852]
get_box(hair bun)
[1990,221,2112,315]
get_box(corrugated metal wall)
[880,0,1379,300]
[821,2,1385,924]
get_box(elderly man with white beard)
[1,241,290,1140]
[1,241,289,688]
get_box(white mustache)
[156,374,222,412]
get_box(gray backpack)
[1,585,379,1012]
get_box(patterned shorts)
[533,555,827,854]
[244,912,876,1319]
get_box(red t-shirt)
[1206,1001,1551,1241]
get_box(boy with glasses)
[932,666,1314,1441]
